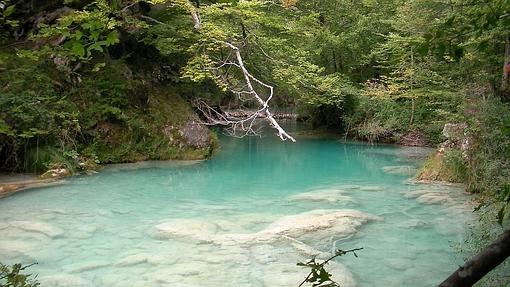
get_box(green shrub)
[0,263,39,287]
[465,97,510,195]
[443,149,468,182]
[0,50,80,171]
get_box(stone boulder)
[440,123,469,152]
[179,118,211,148]
[399,129,427,147]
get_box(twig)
[297,248,363,287]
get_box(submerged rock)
[38,274,93,287]
[0,240,38,260]
[288,189,354,204]
[263,209,380,238]
[381,165,417,175]
[338,184,362,190]
[152,219,218,242]
[402,186,469,206]
[9,220,64,238]
[416,193,451,205]
[384,258,415,271]
[151,209,381,247]
[179,118,211,149]
[63,261,110,273]
[116,252,178,267]
[359,185,385,192]
[397,219,429,229]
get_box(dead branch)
[193,99,263,138]
[221,42,295,142]
[188,2,295,142]
[438,228,510,287]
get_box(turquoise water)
[0,133,475,287]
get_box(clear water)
[0,132,475,287]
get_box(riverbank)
[0,177,65,199]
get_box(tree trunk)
[409,97,415,126]
[438,229,510,287]
[501,36,510,100]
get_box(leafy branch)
[0,263,39,287]
[297,248,363,287]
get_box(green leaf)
[86,42,104,56]
[92,62,106,72]
[74,30,84,40]
[89,30,101,41]
[105,30,119,46]
[71,41,85,58]
[4,5,15,17]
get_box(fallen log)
[438,228,510,287]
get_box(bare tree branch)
[221,42,296,142]
[438,228,510,287]
[187,2,296,142]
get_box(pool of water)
[0,133,475,287]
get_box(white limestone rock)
[402,189,437,199]
[152,219,218,242]
[250,244,280,264]
[63,261,110,273]
[262,209,381,239]
[403,188,462,205]
[288,189,354,204]
[152,209,380,247]
[117,253,149,267]
[416,193,452,205]
[38,274,93,287]
[10,220,64,238]
[339,184,362,190]
[384,258,414,271]
[397,219,429,229]
[0,240,38,260]
[359,186,385,192]
[381,165,417,175]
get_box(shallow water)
[0,133,475,287]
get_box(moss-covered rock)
[417,149,467,183]
[417,153,454,182]
[86,84,216,164]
